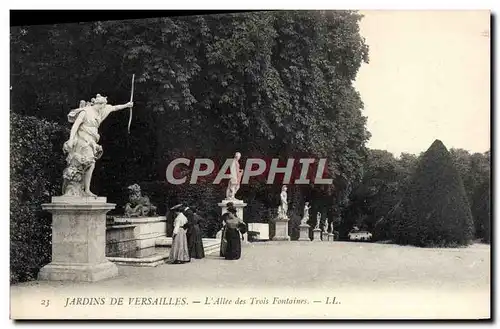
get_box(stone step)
[108,247,169,267]
[155,237,221,256]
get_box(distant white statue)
[315,212,321,230]
[301,202,311,225]
[225,152,243,200]
[277,185,288,219]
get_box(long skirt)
[188,224,205,259]
[219,227,227,257]
[169,228,190,264]
[224,228,242,260]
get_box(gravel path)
[12,241,490,292]
[10,242,490,319]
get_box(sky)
[354,10,491,157]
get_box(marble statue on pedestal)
[272,185,291,241]
[301,201,311,225]
[225,152,243,201]
[277,185,288,219]
[323,217,329,233]
[315,212,321,230]
[62,94,134,197]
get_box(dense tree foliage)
[449,148,491,241]
[10,11,370,238]
[450,149,490,205]
[340,145,490,244]
[472,179,491,243]
[392,140,475,247]
[341,150,418,240]
[12,10,490,253]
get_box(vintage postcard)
[9,9,491,320]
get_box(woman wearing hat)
[223,204,247,260]
[219,203,233,257]
[169,205,190,264]
[185,207,205,259]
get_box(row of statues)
[59,93,331,229]
[305,205,333,233]
[278,185,334,232]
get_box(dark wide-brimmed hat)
[227,205,237,214]
[170,204,183,211]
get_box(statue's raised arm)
[62,94,133,197]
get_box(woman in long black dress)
[224,205,247,260]
[219,203,233,257]
[186,207,205,259]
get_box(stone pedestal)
[217,199,248,243]
[247,223,270,240]
[272,217,290,241]
[312,228,322,242]
[38,196,119,282]
[298,224,311,241]
[328,233,334,241]
[322,231,329,241]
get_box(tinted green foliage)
[393,140,475,247]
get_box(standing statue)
[62,94,134,197]
[315,212,321,230]
[277,185,288,219]
[225,152,243,200]
[323,217,329,233]
[301,202,311,225]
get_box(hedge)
[10,113,68,283]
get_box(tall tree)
[393,140,474,247]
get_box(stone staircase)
[155,237,220,256]
[108,237,221,267]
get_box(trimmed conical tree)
[393,140,474,247]
[472,179,491,243]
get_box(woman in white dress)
[169,205,190,264]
